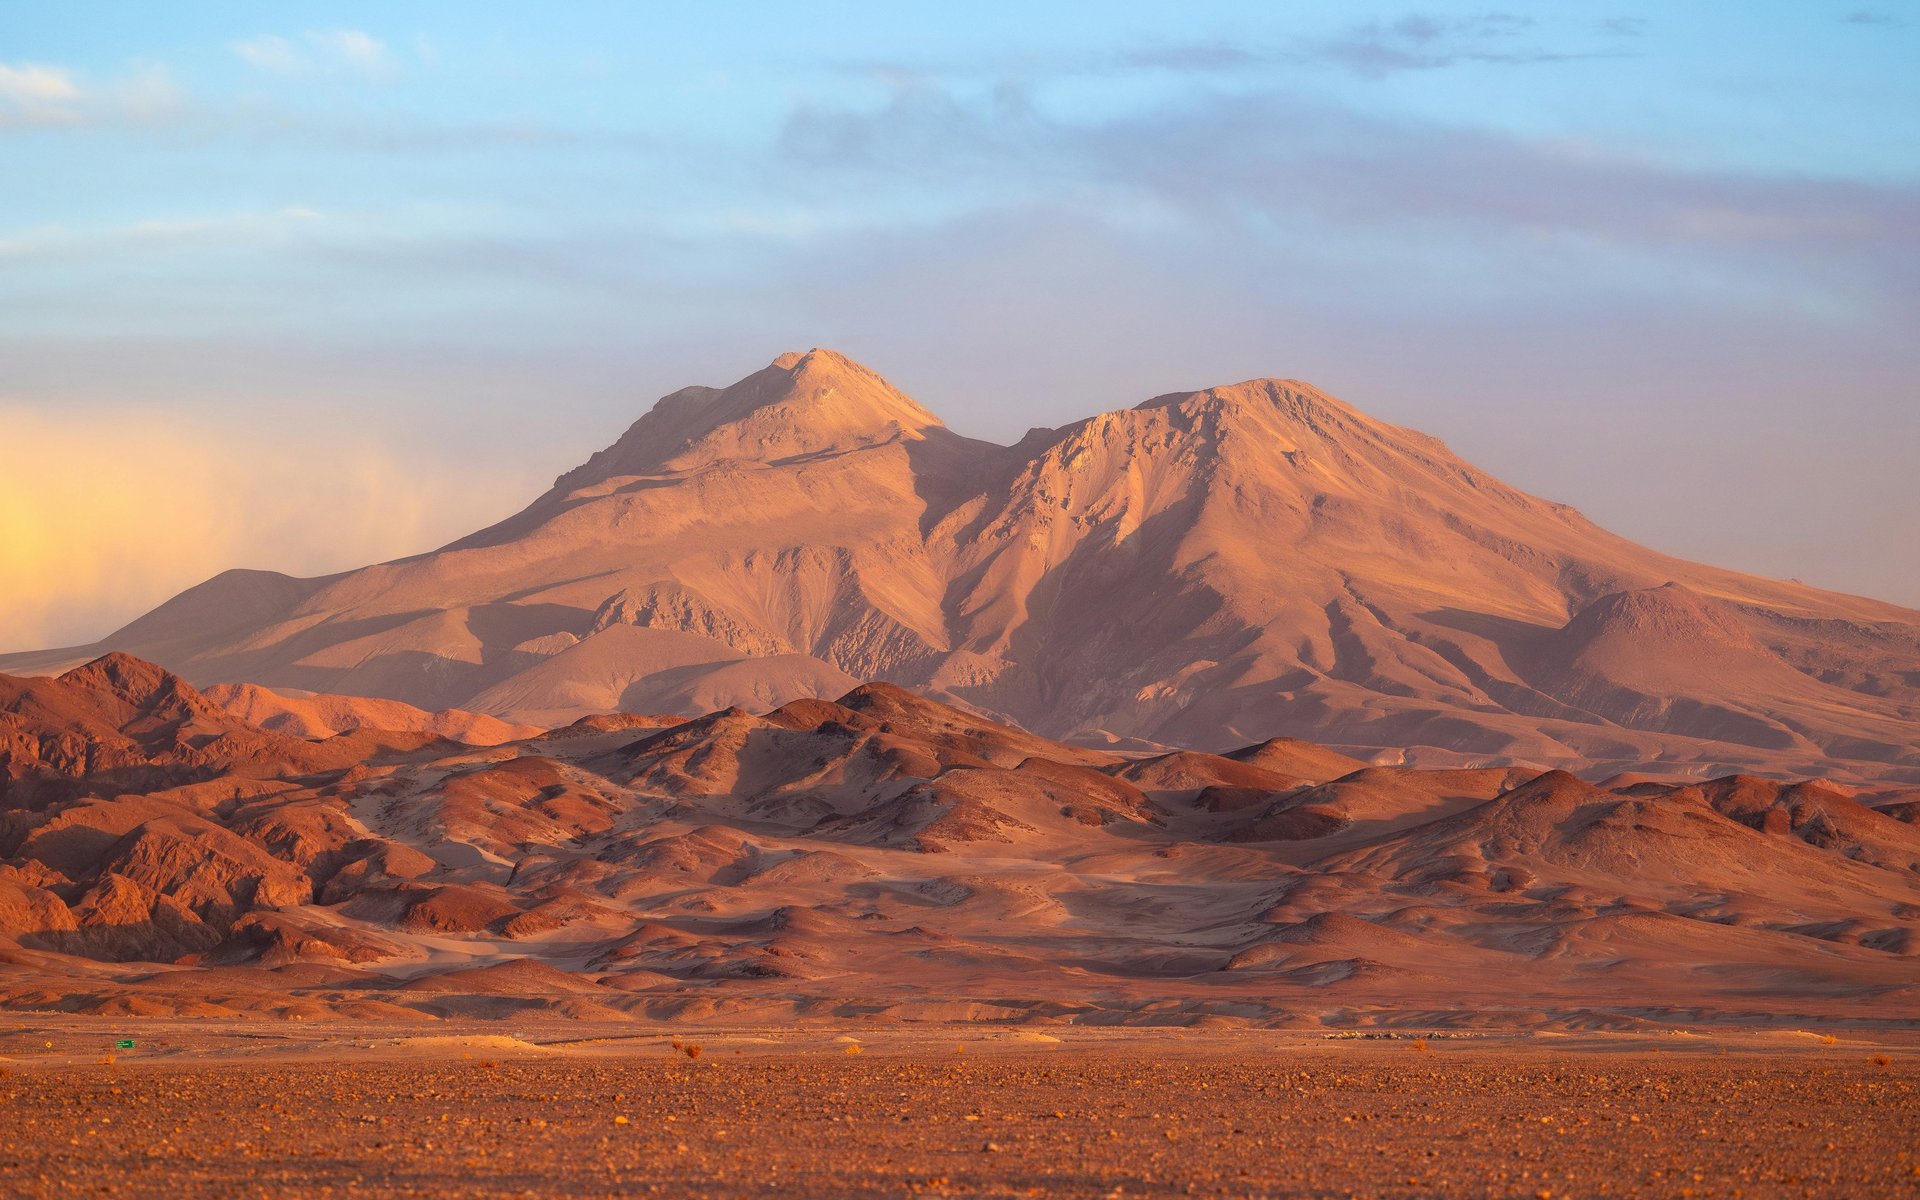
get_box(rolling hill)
[2,654,1916,1025]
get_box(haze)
[3,0,1917,650]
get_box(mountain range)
[5,349,1916,784]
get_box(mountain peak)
[1135,377,1390,444]
[771,346,857,372]
[762,347,935,416]
[556,349,943,491]
[60,651,206,712]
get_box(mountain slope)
[6,349,1916,782]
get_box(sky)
[2,1,1917,649]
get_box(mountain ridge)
[5,349,1916,784]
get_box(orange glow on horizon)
[0,405,534,651]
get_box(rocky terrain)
[2,653,1916,1027]
[6,350,1916,784]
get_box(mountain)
[3,654,1916,1025]
[6,349,1917,783]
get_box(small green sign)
[113,1039,135,1050]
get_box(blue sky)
[2,1,1917,646]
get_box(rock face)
[6,349,1917,782]
[1,654,1917,1025]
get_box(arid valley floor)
[2,1023,1916,1198]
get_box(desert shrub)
[684,1044,703,1060]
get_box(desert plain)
[2,1021,1916,1198]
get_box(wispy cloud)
[232,29,394,77]
[776,81,1920,317]
[232,35,299,73]
[1308,13,1630,78]
[309,29,390,73]
[0,63,81,105]
[838,13,1633,85]
[1841,10,1907,27]
[0,207,329,265]
[0,60,179,128]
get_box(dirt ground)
[0,1025,1915,1198]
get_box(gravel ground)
[1,1043,1915,1198]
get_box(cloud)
[232,34,298,73]
[776,82,1920,308]
[0,63,80,105]
[1841,10,1906,26]
[0,207,329,266]
[0,60,179,128]
[0,403,536,650]
[308,29,390,73]
[232,29,393,77]
[0,205,685,310]
[1599,17,1649,37]
[1309,13,1629,77]
[839,14,1630,88]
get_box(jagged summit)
[6,350,1916,783]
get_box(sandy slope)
[3,654,1916,1027]
[6,349,1915,783]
